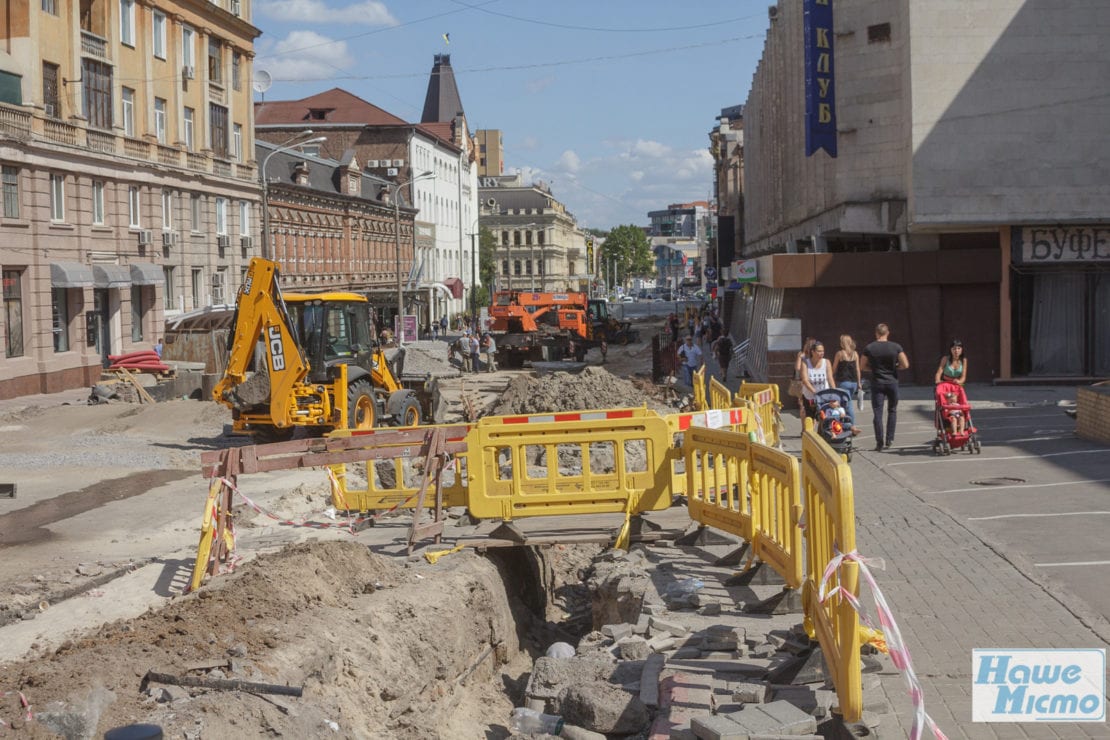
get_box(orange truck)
[488,291,637,366]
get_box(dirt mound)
[2,541,527,739]
[492,367,671,416]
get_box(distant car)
[620,295,635,303]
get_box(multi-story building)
[708,105,744,283]
[1,0,261,399]
[478,174,587,293]
[255,55,479,326]
[648,201,711,290]
[738,0,1110,383]
[475,129,503,177]
[257,141,419,330]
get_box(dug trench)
[1,539,625,738]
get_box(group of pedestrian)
[448,329,497,373]
[794,323,915,451]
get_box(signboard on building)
[735,260,759,283]
[1013,225,1110,263]
[803,0,837,157]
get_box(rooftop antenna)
[252,68,273,102]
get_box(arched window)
[513,231,521,246]
[525,230,533,246]
[525,259,533,275]
[513,260,521,276]
[501,260,509,275]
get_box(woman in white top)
[801,340,833,417]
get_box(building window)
[214,268,227,304]
[514,231,521,246]
[209,104,229,157]
[128,185,140,227]
[525,230,533,246]
[190,193,201,231]
[41,0,57,13]
[233,123,242,161]
[92,181,105,224]
[183,107,194,150]
[82,58,112,130]
[152,11,166,59]
[215,197,227,235]
[121,87,134,137]
[538,230,545,246]
[182,26,195,71]
[154,97,167,144]
[2,165,18,218]
[231,0,241,16]
[238,200,249,235]
[52,287,70,352]
[120,0,135,46]
[130,285,144,341]
[868,23,892,43]
[501,260,508,275]
[513,260,521,276]
[49,173,64,221]
[42,62,60,117]
[3,269,24,358]
[232,52,241,91]
[162,266,175,310]
[501,230,508,245]
[191,267,203,309]
[208,38,222,83]
[161,189,173,230]
[526,259,533,275]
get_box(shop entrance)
[1012,268,1110,377]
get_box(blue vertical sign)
[804,0,837,157]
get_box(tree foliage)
[599,224,655,286]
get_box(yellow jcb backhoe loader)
[213,258,421,441]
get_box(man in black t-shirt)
[860,323,910,451]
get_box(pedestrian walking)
[432,321,439,340]
[469,332,481,373]
[599,339,608,365]
[712,333,733,383]
[439,316,448,340]
[860,323,910,451]
[832,334,861,424]
[457,334,472,372]
[677,335,704,388]
[481,333,498,372]
[800,340,833,418]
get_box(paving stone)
[668,729,697,740]
[618,636,651,661]
[602,623,633,641]
[672,646,702,659]
[756,699,819,734]
[716,705,781,735]
[697,602,722,616]
[732,681,769,704]
[770,686,835,718]
[690,714,748,740]
[650,616,689,637]
[641,653,665,709]
[643,603,666,616]
[649,635,678,653]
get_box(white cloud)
[518,136,540,151]
[524,76,556,94]
[631,139,670,158]
[556,150,580,173]
[629,171,644,182]
[262,31,354,82]
[257,0,398,25]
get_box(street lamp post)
[393,171,434,345]
[260,131,326,261]
[466,218,481,329]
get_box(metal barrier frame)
[800,417,862,722]
[683,426,755,542]
[738,380,782,447]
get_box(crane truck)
[213,258,421,441]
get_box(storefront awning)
[130,262,165,286]
[442,277,464,299]
[92,264,132,288]
[50,262,95,288]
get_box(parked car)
[620,295,635,303]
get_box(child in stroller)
[813,388,859,461]
[933,381,981,455]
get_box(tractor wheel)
[347,380,376,430]
[396,397,421,427]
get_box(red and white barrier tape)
[819,549,947,740]
[0,690,32,728]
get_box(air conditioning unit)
[386,167,398,176]
[230,0,241,16]
[392,159,404,167]
[182,65,195,80]
[162,231,178,246]
[240,236,252,248]
[485,198,497,207]
[217,235,230,248]
[366,160,379,168]
[137,230,153,246]
[210,272,223,287]
[768,5,779,21]
[44,103,57,118]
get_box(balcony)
[212,158,232,177]
[44,118,80,145]
[86,129,118,154]
[187,151,209,172]
[0,103,32,140]
[122,137,151,160]
[81,31,108,60]
[157,145,182,167]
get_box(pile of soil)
[1,542,530,739]
[492,367,672,416]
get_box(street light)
[393,170,434,345]
[260,131,326,260]
[465,218,482,328]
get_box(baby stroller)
[813,388,857,461]
[932,381,981,455]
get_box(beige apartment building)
[475,129,503,177]
[0,0,261,399]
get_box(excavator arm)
[212,258,308,428]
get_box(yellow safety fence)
[691,365,708,411]
[800,417,862,723]
[708,375,733,414]
[682,426,803,589]
[738,381,782,448]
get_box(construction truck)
[213,258,422,441]
[488,290,639,367]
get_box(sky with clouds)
[252,1,772,230]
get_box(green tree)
[599,224,655,288]
[474,226,497,307]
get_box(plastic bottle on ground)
[509,706,564,736]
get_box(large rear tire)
[347,380,376,430]
[397,397,421,427]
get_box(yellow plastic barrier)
[749,442,803,590]
[326,424,471,512]
[682,425,756,542]
[467,408,673,520]
[692,365,708,411]
[708,375,733,412]
[738,381,782,447]
[664,407,751,499]
[800,417,862,723]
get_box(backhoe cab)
[213,258,421,441]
